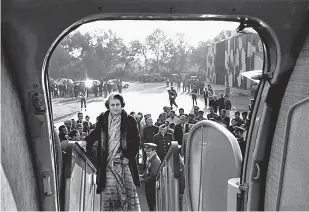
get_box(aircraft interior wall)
[1,55,40,210]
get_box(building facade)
[206,33,263,89]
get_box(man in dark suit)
[217,94,225,113]
[153,124,174,161]
[142,117,159,168]
[174,115,190,146]
[142,143,161,211]
[216,109,230,128]
[207,106,219,120]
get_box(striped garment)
[100,113,141,211]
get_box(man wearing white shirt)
[166,111,181,125]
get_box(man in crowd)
[64,120,72,134]
[58,125,69,142]
[166,111,181,125]
[228,119,238,136]
[216,109,230,128]
[203,87,209,107]
[234,111,244,126]
[79,89,87,111]
[196,110,206,121]
[207,106,219,120]
[235,125,247,157]
[174,115,189,146]
[142,143,161,211]
[178,108,185,117]
[153,124,173,161]
[142,117,159,166]
[224,95,232,117]
[77,112,83,124]
[188,113,197,124]
[163,121,174,135]
[217,94,225,113]
[82,115,93,134]
[193,106,200,120]
[168,87,178,109]
[242,111,250,128]
[191,85,198,106]
[155,113,166,126]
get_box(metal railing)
[61,142,100,211]
[155,141,181,211]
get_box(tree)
[130,40,149,73]
[94,30,124,78]
[49,44,72,79]
[189,41,212,76]
[161,38,177,73]
[118,40,140,75]
[146,29,167,73]
[48,26,232,82]
[60,31,95,79]
[174,33,192,73]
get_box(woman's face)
[109,98,122,115]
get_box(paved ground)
[53,82,253,128]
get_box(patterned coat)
[85,110,141,194]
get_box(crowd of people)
[55,87,253,211]
[49,79,123,99]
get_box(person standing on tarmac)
[168,87,178,109]
[79,90,87,111]
[141,143,161,211]
[191,85,198,106]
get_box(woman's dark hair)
[105,93,125,109]
[69,129,79,138]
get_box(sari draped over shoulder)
[100,112,141,211]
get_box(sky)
[77,20,239,47]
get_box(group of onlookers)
[56,112,95,152]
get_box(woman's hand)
[122,157,129,165]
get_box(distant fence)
[206,33,263,89]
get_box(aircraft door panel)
[84,165,96,211]
[185,121,242,211]
[62,142,97,211]
[93,185,100,211]
[277,98,309,210]
[66,152,85,211]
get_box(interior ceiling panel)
[2,0,308,84]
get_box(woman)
[86,93,141,211]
